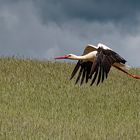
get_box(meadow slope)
[0,57,140,140]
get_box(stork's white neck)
[69,55,87,60]
[69,51,97,61]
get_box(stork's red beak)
[55,55,69,59]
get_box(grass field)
[0,57,140,140]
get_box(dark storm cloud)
[34,0,140,24]
[0,0,140,66]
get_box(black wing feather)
[97,66,102,85]
[80,67,86,85]
[75,66,83,84]
[70,60,81,80]
[90,66,99,86]
[101,66,105,82]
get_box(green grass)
[0,57,140,140]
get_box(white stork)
[55,43,140,85]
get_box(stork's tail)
[113,65,140,79]
[123,64,131,70]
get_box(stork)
[55,43,140,85]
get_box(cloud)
[34,0,140,24]
[0,0,140,66]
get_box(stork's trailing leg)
[113,65,140,79]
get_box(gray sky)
[0,0,140,66]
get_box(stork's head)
[55,54,77,60]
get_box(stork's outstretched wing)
[70,45,97,85]
[90,47,127,85]
[83,44,97,55]
[70,61,93,85]
[70,47,127,85]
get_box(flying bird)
[55,43,140,85]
